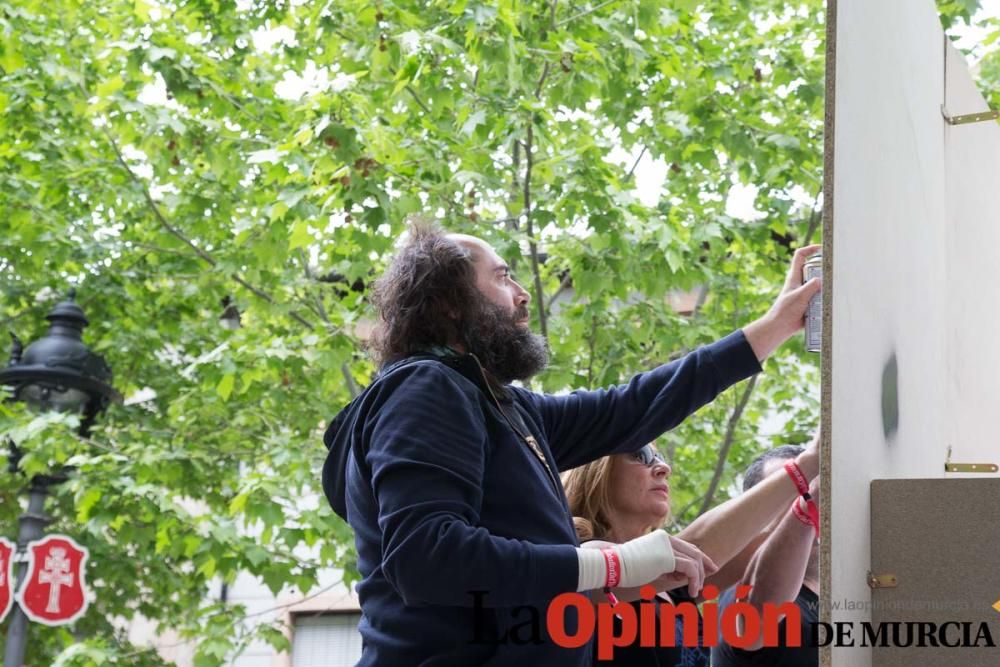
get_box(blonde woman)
[563,433,819,666]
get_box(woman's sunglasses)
[628,445,667,468]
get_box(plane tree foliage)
[0,0,990,663]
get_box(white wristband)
[616,530,675,588]
[575,547,608,592]
[575,531,677,592]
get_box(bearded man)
[323,224,821,666]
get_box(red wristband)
[784,460,811,499]
[601,548,621,589]
[791,497,821,539]
[791,498,812,526]
[807,499,820,539]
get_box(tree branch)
[520,35,561,337]
[522,128,549,339]
[626,145,648,180]
[383,165,467,222]
[689,284,710,320]
[201,77,264,123]
[507,139,522,234]
[101,126,218,268]
[295,253,362,399]
[545,274,573,317]
[586,316,598,385]
[555,0,619,27]
[128,241,204,260]
[533,62,552,99]
[405,85,432,115]
[98,125,318,333]
[229,275,314,330]
[672,491,708,528]
[697,375,758,516]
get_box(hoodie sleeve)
[366,363,579,607]
[525,329,762,471]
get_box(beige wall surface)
[829,0,1000,665]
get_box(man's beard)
[466,298,548,384]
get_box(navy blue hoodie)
[322,330,761,666]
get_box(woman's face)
[608,445,673,527]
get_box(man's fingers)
[783,245,822,292]
[790,277,822,311]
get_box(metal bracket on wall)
[940,106,1000,125]
[944,445,998,473]
[867,572,898,589]
[944,462,999,473]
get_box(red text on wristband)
[784,460,811,499]
[601,548,621,589]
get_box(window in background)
[291,613,363,667]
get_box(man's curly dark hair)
[368,223,480,367]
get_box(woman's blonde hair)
[562,457,616,542]
[562,452,669,543]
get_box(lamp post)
[1,290,120,667]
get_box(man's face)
[451,235,531,324]
[447,234,547,383]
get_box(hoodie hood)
[322,356,435,521]
[321,393,363,521]
[321,354,494,521]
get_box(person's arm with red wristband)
[577,434,819,603]
[576,531,719,601]
[672,434,818,593]
[737,474,820,650]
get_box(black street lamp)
[1,290,120,667]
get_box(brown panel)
[869,479,1000,666]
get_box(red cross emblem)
[15,534,90,625]
[0,537,13,623]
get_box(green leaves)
[2,0,992,663]
[0,34,26,72]
[216,373,235,401]
[939,0,983,28]
[95,75,125,97]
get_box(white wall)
[943,44,1000,467]
[830,1,1000,664]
